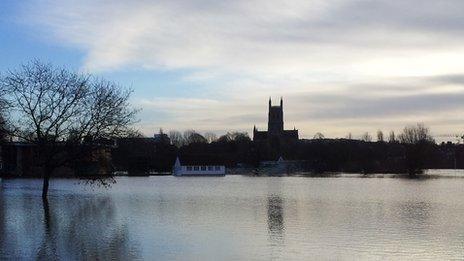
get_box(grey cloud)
[197,114,263,126]
[331,1,464,30]
[234,0,464,48]
[428,74,464,85]
[287,72,464,121]
[340,74,464,96]
[289,90,464,121]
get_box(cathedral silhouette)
[253,98,299,143]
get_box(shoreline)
[2,169,464,180]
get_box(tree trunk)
[42,160,53,200]
[42,161,55,199]
[42,173,50,199]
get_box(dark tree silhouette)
[377,130,384,142]
[227,132,251,142]
[2,61,138,198]
[204,132,218,143]
[168,130,184,147]
[388,130,396,143]
[398,123,434,144]
[398,123,435,177]
[313,132,325,139]
[183,130,207,144]
[361,132,372,142]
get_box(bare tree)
[388,130,396,143]
[153,128,169,143]
[126,129,144,138]
[204,132,218,143]
[398,123,435,176]
[230,131,251,142]
[0,83,12,141]
[398,123,434,144]
[313,132,325,139]
[217,134,232,143]
[377,130,384,142]
[361,132,372,142]
[183,130,207,144]
[168,130,184,147]
[2,61,138,198]
[217,131,251,143]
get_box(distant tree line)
[111,130,252,175]
[168,130,250,147]
[111,122,459,178]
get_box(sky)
[1,0,464,141]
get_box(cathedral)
[253,98,299,143]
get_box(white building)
[173,156,226,176]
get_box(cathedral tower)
[268,97,284,135]
[253,97,298,142]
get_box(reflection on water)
[2,176,464,260]
[398,201,432,223]
[0,186,141,260]
[38,199,56,260]
[51,198,139,260]
[267,195,284,244]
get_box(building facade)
[253,98,299,143]
[172,156,226,176]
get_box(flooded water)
[2,175,464,260]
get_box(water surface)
[1,175,464,260]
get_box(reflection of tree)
[36,198,59,260]
[398,201,432,224]
[0,189,5,256]
[36,197,141,260]
[267,194,285,243]
[0,190,29,259]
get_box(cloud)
[22,0,464,74]
[16,0,464,139]
[134,74,464,138]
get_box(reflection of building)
[258,156,304,175]
[253,98,298,143]
[259,156,287,175]
[267,195,284,242]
